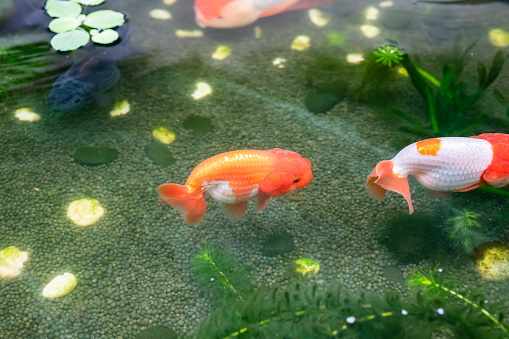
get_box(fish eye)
[293,178,300,183]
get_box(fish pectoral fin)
[260,172,294,194]
[424,189,451,199]
[454,181,485,192]
[256,194,270,211]
[222,201,248,221]
[94,92,111,107]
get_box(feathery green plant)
[446,208,484,252]
[191,245,253,303]
[193,269,509,339]
[374,45,404,67]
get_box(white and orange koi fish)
[366,133,509,214]
[194,0,331,28]
[158,149,312,223]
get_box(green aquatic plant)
[409,268,509,337]
[396,42,504,137]
[374,45,404,67]
[446,208,484,253]
[44,0,125,51]
[191,245,253,302]
[293,258,320,279]
[193,270,509,339]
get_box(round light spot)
[152,126,176,144]
[149,9,172,20]
[308,8,331,26]
[272,57,287,68]
[110,100,130,117]
[67,199,104,226]
[291,35,310,51]
[212,45,231,60]
[14,108,41,122]
[175,29,203,38]
[0,246,29,279]
[192,82,212,99]
[437,308,444,315]
[379,1,393,7]
[364,6,379,20]
[163,0,176,5]
[360,24,380,38]
[346,53,364,64]
[401,309,408,315]
[42,273,77,298]
[489,28,509,47]
[346,316,356,324]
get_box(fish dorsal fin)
[222,201,248,221]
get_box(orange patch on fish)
[195,0,234,20]
[416,138,441,156]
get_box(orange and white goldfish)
[366,133,509,214]
[158,149,312,223]
[194,0,331,28]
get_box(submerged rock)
[74,146,118,166]
[472,241,509,280]
[144,142,176,167]
[261,233,295,257]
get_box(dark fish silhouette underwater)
[46,27,136,113]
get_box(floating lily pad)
[183,115,213,134]
[91,29,119,44]
[74,146,119,166]
[136,326,177,339]
[261,233,295,257]
[84,10,125,29]
[48,17,81,33]
[51,29,90,51]
[45,0,82,18]
[144,142,176,167]
[71,0,105,5]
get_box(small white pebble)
[437,308,444,315]
[438,268,443,273]
[210,278,214,282]
[401,309,408,315]
[346,316,356,324]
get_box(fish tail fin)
[366,160,413,214]
[158,183,206,224]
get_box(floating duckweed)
[110,100,130,117]
[153,126,176,144]
[327,32,345,46]
[291,35,310,51]
[51,29,90,51]
[472,241,509,280]
[379,1,393,7]
[42,273,77,298]
[90,29,119,44]
[14,108,41,122]
[308,8,330,27]
[183,115,214,134]
[45,0,82,18]
[163,0,177,5]
[360,24,380,38]
[254,26,262,38]
[83,10,125,29]
[489,28,509,47]
[0,246,28,279]
[398,67,409,76]
[74,146,119,166]
[346,53,364,64]
[149,9,172,20]
[144,142,176,167]
[175,29,203,38]
[294,258,320,278]
[192,82,212,99]
[67,199,104,226]
[364,6,379,20]
[212,45,231,60]
[272,57,286,68]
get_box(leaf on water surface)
[70,0,105,5]
[51,30,90,51]
[91,29,119,44]
[83,10,125,29]
[48,17,81,33]
[45,0,82,18]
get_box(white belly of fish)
[392,137,493,191]
[203,180,259,204]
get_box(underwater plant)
[193,270,509,338]
[44,0,126,51]
[445,208,484,253]
[395,42,504,137]
[374,44,404,68]
[191,245,253,302]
